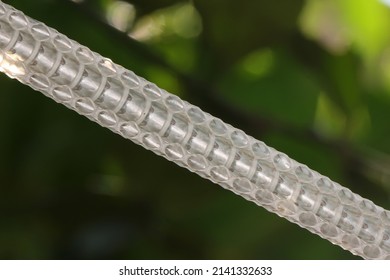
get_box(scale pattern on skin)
[1,1,390,259]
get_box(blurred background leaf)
[2,0,390,259]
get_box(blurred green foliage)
[2,0,390,259]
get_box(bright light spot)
[0,52,26,77]
[172,4,202,38]
[130,3,202,42]
[299,0,350,54]
[130,15,165,41]
[240,49,274,78]
[380,0,390,7]
[107,1,136,32]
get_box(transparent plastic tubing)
[1,1,390,259]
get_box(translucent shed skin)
[1,1,390,259]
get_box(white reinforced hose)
[0,1,389,259]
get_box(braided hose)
[0,1,389,259]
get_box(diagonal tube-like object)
[0,1,389,259]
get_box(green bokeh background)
[1,0,390,259]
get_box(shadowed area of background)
[1,0,390,259]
